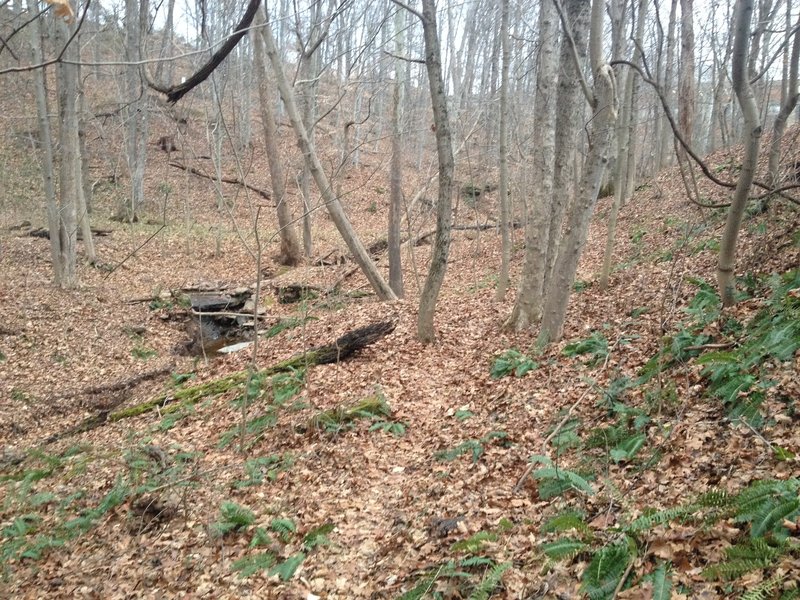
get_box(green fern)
[541,537,588,560]
[703,538,784,580]
[270,517,297,542]
[451,531,498,554]
[533,467,595,497]
[581,540,634,599]
[269,552,305,581]
[651,561,672,600]
[626,504,698,532]
[211,501,255,536]
[468,562,511,600]
[740,574,784,600]
[232,551,276,578]
[541,510,590,535]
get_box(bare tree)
[118,0,149,222]
[766,6,799,188]
[495,0,511,301]
[393,0,456,342]
[717,0,761,306]
[261,4,397,301]
[388,6,405,298]
[539,0,618,343]
[28,0,61,283]
[252,5,302,266]
[507,0,560,329]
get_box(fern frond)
[533,467,595,496]
[702,558,772,581]
[581,541,633,599]
[468,562,511,600]
[626,505,698,532]
[541,537,588,560]
[541,510,590,535]
[741,574,784,600]
[750,497,800,538]
[651,562,672,600]
[451,531,498,553]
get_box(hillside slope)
[1,116,799,598]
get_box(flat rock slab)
[189,293,245,312]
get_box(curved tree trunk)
[718,0,761,307]
[252,7,302,266]
[415,0,455,342]
[261,7,397,301]
[539,0,618,344]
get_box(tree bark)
[28,0,62,284]
[55,18,80,288]
[252,6,302,266]
[539,0,618,343]
[546,0,591,294]
[507,0,560,329]
[388,6,405,298]
[495,0,512,301]
[261,6,397,301]
[119,0,150,222]
[717,0,761,307]
[766,9,799,188]
[413,0,456,342]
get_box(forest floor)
[1,96,800,598]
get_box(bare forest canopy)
[0,0,799,598]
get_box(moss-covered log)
[41,321,395,445]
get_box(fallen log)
[41,321,396,443]
[169,161,273,202]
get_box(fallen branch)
[41,321,396,445]
[63,365,173,399]
[169,161,273,202]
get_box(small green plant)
[234,454,294,488]
[454,409,474,421]
[131,345,157,360]
[265,316,315,338]
[369,419,407,436]
[308,392,392,433]
[490,349,537,379]
[303,522,334,550]
[219,411,278,449]
[211,501,256,537]
[573,279,592,292]
[563,331,610,366]
[435,432,509,464]
[367,200,378,213]
[524,455,595,499]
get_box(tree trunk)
[120,0,150,222]
[414,0,456,342]
[545,0,591,294]
[658,0,679,168]
[600,0,648,290]
[261,7,397,302]
[28,0,61,284]
[539,0,618,344]
[766,9,799,188]
[678,0,695,151]
[388,7,405,298]
[252,7,302,266]
[495,0,512,301]
[507,0,560,329]
[55,19,80,288]
[718,0,762,307]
